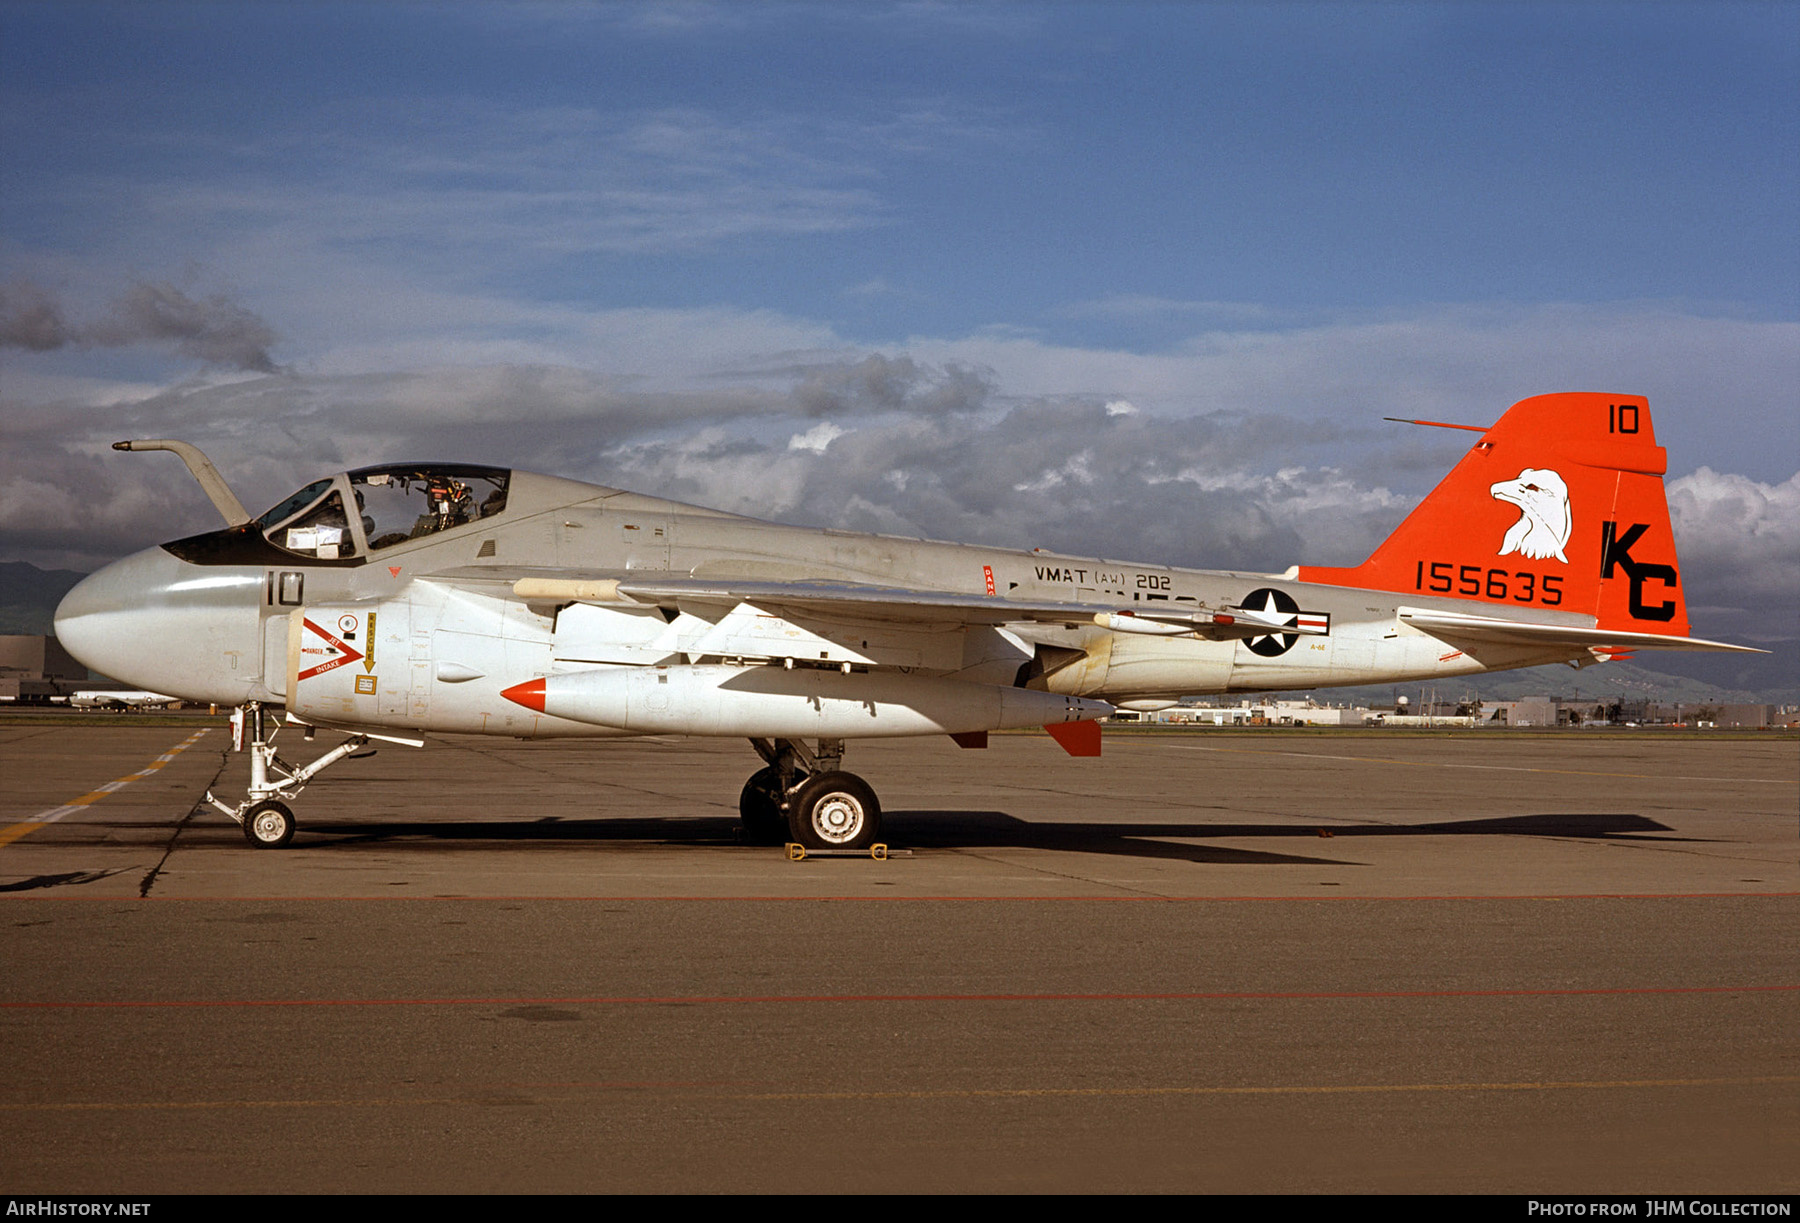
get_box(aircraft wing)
[474,572,1310,642]
[1397,607,1764,654]
[626,577,1119,623]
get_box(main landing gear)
[204,702,377,848]
[739,737,882,851]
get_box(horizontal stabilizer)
[1397,608,1762,654]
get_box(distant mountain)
[0,562,89,635]
[1620,641,1798,703]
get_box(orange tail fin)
[1298,393,1689,636]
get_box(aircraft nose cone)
[54,547,264,703]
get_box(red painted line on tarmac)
[15,890,1800,903]
[5,983,1795,1010]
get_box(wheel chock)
[783,842,906,861]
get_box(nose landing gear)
[204,703,399,847]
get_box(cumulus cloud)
[3,311,1791,670]
[583,393,1396,573]
[785,353,992,418]
[0,444,223,571]
[1667,467,1800,635]
[0,351,1391,574]
[0,279,280,372]
[0,280,70,351]
[900,305,1800,483]
[86,283,280,373]
[788,421,845,453]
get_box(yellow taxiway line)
[0,729,212,849]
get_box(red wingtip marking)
[1044,720,1102,757]
[501,679,546,712]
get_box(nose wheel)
[243,800,296,848]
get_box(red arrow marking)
[297,618,360,682]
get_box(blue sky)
[1,2,1795,676]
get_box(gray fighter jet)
[54,392,1754,851]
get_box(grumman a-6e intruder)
[54,392,1755,851]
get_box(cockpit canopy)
[255,465,511,561]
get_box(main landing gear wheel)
[243,800,296,849]
[786,771,881,852]
[738,767,790,845]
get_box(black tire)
[738,767,789,845]
[243,800,296,849]
[786,771,881,851]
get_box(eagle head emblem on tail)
[1489,468,1571,563]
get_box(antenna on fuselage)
[113,439,252,526]
[1381,417,1491,433]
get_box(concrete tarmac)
[1,720,1795,1193]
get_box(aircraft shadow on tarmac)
[264,808,1696,867]
[0,868,132,894]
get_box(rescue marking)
[982,564,995,596]
[0,730,212,848]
